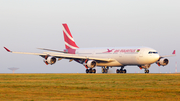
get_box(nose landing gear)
[139,65,150,74]
[145,69,149,73]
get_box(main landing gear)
[116,66,127,73]
[102,66,109,73]
[86,68,96,73]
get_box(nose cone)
[151,54,160,63]
[156,54,160,60]
[137,53,160,65]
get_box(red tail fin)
[62,24,79,49]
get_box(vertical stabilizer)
[62,24,79,49]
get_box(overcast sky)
[0,0,179,73]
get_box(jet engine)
[44,56,56,65]
[157,58,169,66]
[85,60,97,68]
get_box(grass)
[0,74,179,101]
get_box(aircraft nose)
[154,54,160,61]
[148,54,160,63]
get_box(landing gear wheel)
[102,67,108,73]
[123,69,126,73]
[86,69,92,73]
[92,69,96,73]
[116,66,127,74]
[102,68,104,73]
[116,69,120,73]
[104,69,107,73]
[86,68,96,74]
[120,69,123,73]
[86,69,89,73]
[89,69,93,73]
[102,68,107,73]
[145,70,149,73]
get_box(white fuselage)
[75,47,160,67]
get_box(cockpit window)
[153,52,158,54]
[148,52,152,54]
[148,51,158,54]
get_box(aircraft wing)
[160,50,176,58]
[4,47,114,62]
[45,52,114,62]
[4,47,47,55]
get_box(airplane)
[4,23,176,73]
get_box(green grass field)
[0,74,180,101]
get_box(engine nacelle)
[86,60,97,68]
[44,56,56,65]
[157,58,169,66]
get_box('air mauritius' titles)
[103,49,140,53]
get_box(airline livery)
[4,24,176,73]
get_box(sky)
[0,0,179,73]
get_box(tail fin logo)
[62,24,79,49]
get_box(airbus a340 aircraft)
[4,24,175,73]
